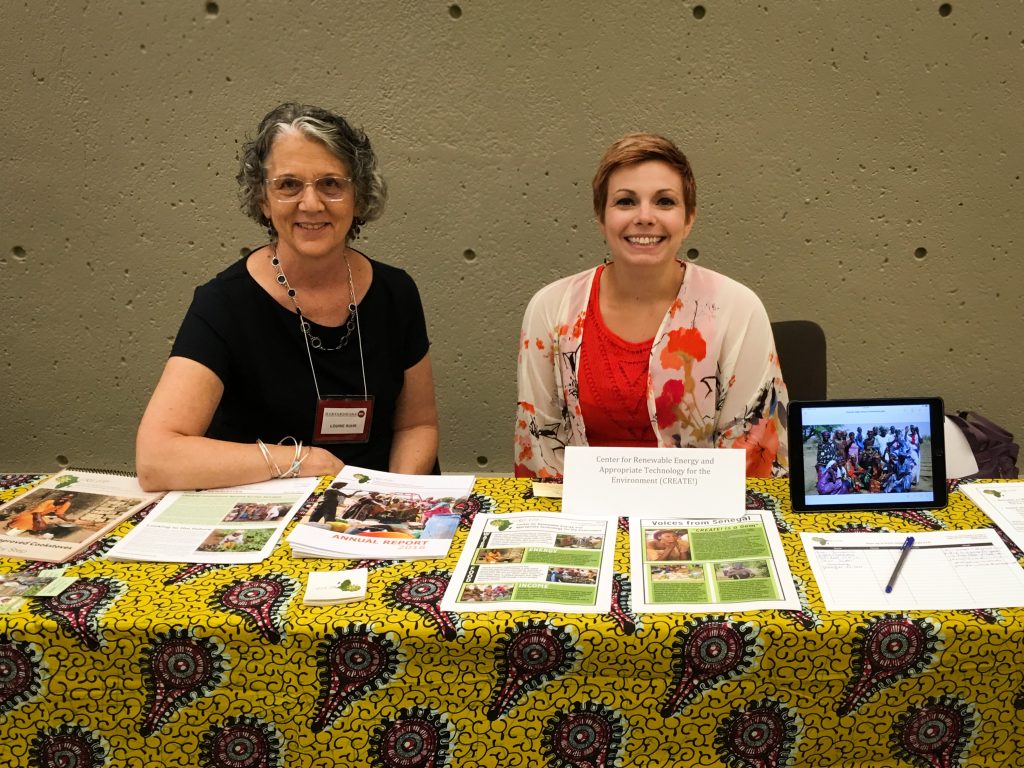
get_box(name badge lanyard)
[299,305,374,444]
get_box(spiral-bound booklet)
[0,470,162,563]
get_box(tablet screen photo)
[788,397,947,512]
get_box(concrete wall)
[3,1,1021,473]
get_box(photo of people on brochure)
[197,527,275,553]
[803,422,932,497]
[644,529,691,561]
[459,583,514,602]
[0,488,142,544]
[305,481,462,541]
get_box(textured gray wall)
[3,1,1022,474]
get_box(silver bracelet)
[279,436,304,478]
[257,438,283,479]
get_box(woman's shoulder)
[527,266,598,306]
[683,262,768,315]
[359,252,421,294]
[194,253,256,298]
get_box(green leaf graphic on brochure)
[983,489,1002,498]
[336,579,359,592]
[354,474,370,484]
[490,520,512,531]
[55,475,78,489]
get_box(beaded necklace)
[270,247,357,351]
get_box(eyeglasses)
[265,175,353,202]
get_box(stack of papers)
[287,466,475,561]
[303,569,368,606]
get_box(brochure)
[286,466,475,560]
[961,481,1024,553]
[0,567,77,613]
[0,470,162,563]
[628,510,801,613]
[802,529,1024,611]
[440,512,616,613]
[562,447,747,518]
[303,568,368,605]
[106,477,319,564]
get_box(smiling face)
[600,160,694,268]
[260,130,355,262]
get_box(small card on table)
[303,568,368,606]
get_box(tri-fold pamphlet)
[0,568,77,613]
[0,470,162,563]
[287,466,475,560]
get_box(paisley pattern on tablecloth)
[660,616,761,717]
[33,577,126,650]
[198,715,284,768]
[368,706,453,768]
[29,724,107,768]
[209,574,298,644]
[488,619,579,720]
[140,628,229,736]
[890,695,976,768]
[838,615,941,716]
[0,634,47,716]
[383,570,460,641]
[714,698,801,768]
[311,623,402,732]
[540,701,625,768]
[0,475,1020,767]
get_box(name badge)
[314,397,373,443]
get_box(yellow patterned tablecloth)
[1,475,1022,768]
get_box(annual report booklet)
[628,509,800,613]
[0,470,161,563]
[440,512,616,613]
[107,476,318,564]
[286,465,475,561]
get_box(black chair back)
[771,320,827,402]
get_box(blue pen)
[884,536,915,594]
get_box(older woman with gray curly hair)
[136,103,438,491]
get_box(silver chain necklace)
[270,247,357,351]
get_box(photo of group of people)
[222,502,288,522]
[648,559,770,583]
[651,563,705,581]
[553,534,604,549]
[197,527,274,553]
[0,488,142,543]
[306,482,461,540]
[545,567,597,584]
[804,423,931,496]
[459,583,513,602]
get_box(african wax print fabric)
[0,474,1021,767]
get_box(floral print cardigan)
[514,263,789,478]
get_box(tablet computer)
[788,397,947,512]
